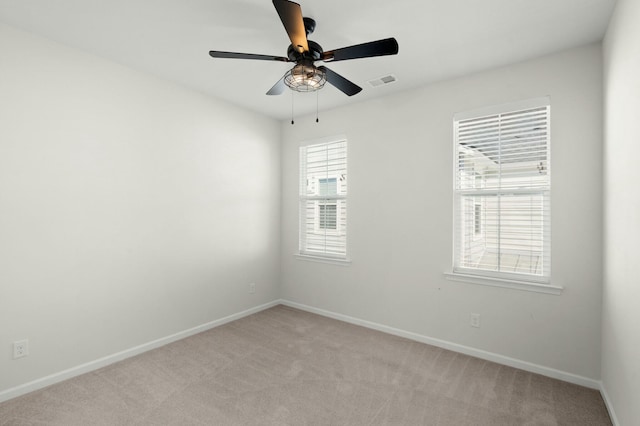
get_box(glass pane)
[458,193,547,276]
[299,199,347,256]
[319,203,337,229]
[318,178,337,196]
[456,107,549,191]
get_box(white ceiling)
[0,0,615,120]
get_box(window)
[299,139,347,259]
[453,98,550,284]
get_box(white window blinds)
[299,140,347,259]
[454,99,550,283]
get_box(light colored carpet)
[0,305,611,425]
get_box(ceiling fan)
[209,0,399,97]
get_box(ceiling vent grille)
[368,75,397,87]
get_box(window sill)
[294,254,352,266]
[444,272,563,295]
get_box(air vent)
[368,75,397,87]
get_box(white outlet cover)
[13,339,29,359]
[470,313,481,328]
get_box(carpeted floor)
[0,305,612,425]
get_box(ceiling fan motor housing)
[287,39,323,62]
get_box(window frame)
[448,98,562,294]
[297,136,350,264]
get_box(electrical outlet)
[13,339,29,359]
[470,313,481,328]
[248,282,256,294]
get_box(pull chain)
[291,90,295,125]
[316,90,319,123]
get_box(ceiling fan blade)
[266,75,287,95]
[209,51,290,62]
[272,0,309,53]
[322,38,399,62]
[318,66,362,96]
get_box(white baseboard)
[0,300,280,404]
[599,382,620,426]
[2,298,611,414]
[280,299,601,390]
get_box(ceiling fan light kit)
[209,0,399,97]
[284,61,327,92]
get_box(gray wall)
[0,23,281,393]
[281,44,603,381]
[603,0,640,423]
